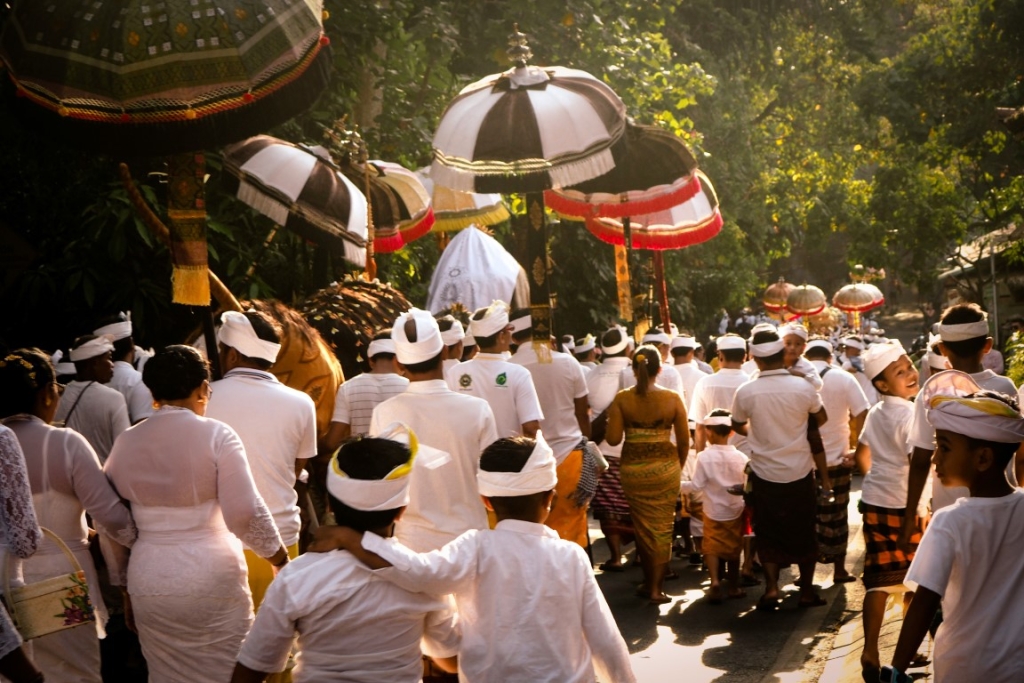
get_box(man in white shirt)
[371,308,498,552]
[731,329,829,610]
[319,331,409,453]
[670,334,709,426]
[690,334,750,454]
[207,310,318,610]
[436,314,466,376]
[510,311,593,548]
[841,335,878,405]
[573,334,599,374]
[446,301,542,439]
[231,432,460,683]
[94,313,154,423]
[804,339,870,582]
[54,334,130,464]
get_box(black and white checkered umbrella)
[222,135,368,267]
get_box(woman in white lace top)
[0,349,137,683]
[0,423,44,683]
[104,345,288,683]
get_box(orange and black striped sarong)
[860,502,921,589]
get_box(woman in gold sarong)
[606,344,689,604]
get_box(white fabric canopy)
[426,227,529,314]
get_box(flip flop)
[648,593,673,605]
[598,561,625,572]
[908,653,931,669]
[833,575,857,584]
[755,596,780,612]
[797,595,828,608]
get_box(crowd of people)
[1,299,1023,683]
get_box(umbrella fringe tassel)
[433,204,510,232]
[172,266,211,306]
[544,174,702,219]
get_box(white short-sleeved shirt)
[905,491,1024,683]
[859,395,915,510]
[675,362,708,419]
[54,380,130,464]
[689,368,750,454]
[370,380,497,552]
[679,444,748,521]
[237,550,459,682]
[108,360,155,423]
[908,369,1018,511]
[207,369,318,547]
[511,347,588,463]
[330,372,410,437]
[730,369,822,483]
[809,360,871,465]
[586,357,631,457]
[446,353,543,439]
[363,520,636,683]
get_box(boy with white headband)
[448,301,543,440]
[573,334,598,373]
[54,333,130,463]
[308,433,636,683]
[94,312,155,423]
[851,340,925,681]
[372,308,497,552]
[207,310,318,611]
[320,330,409,452]
[883,373,1024,683]
[231,427,460,683]
[436,315,466,375]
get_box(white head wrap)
[575,334,596,354]
[561,335,576,352]
[217,311,281,363]
[463,333,477,348]
[642,330,672,346]
[69,335,115,362]
[780,323,808,341]
[703,413,733,427]
[601,326,630,355]
[367,338,396,359]
[923,371,1024,443]
[671,335,697,350]
[477,431,558,497]
[326,423,417,511]
[938,316,990,342]
[392,308,444,365]
[750,339,785,357]
[925,348,949,371]
[437,316,465,346]
[509,311,532,334]
[469,300,510,338]
[715,335,746,351]
[93,314,132,341]
[841,336,864,350]
[51,350,77,376]
[748,322,776,340]
[863,339,907,380]
[805,339,833,354]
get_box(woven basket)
[2,528,96,640]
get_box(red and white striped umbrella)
[221,135,368,267]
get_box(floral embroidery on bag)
[55,572,95,626]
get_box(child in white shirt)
[309,433,636,683]
[680,409,748,603]
[883,374,1024,683]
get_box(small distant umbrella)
[786,285,828,319]
[763,277,795,317]
[221,135,369,267]
[833,283,884,331]
[416,169,510,233]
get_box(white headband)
[509,313,532,334]
[671,335,697,350]
[217,311,281,363]
[750,339,785,357]
[367,339,396,359]
[862,339,906,380]
[439,318,465,346]
[561,335,576,351]
[923,371,1024,443]
[925,349,949,371]
[642,331,671,346]
[93,317,132,341]
[703,414,732,427]
[601,327,629,355]
[841,337,864,350]
[327,423,417,511]
[69,335,115,362]
[575,334,596,354]
[780,323,808,341]
[715,335,746,351]
[938,318,989,342]
[463,333,477,347]
[51,350,77,375]
[469,300,510,338]
[477,431,558,497]
[805,339,833,354]
[393,308,444,365]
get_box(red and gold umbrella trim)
[377,209,436,254]
[545,173,702,220]
[583,209,723,251]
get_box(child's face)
[783,334,805,366]
[875,355,918,399]
[933,429,977,488]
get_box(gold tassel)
[171,266,211,306]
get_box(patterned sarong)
[860,502,921,589]
[749,470,818,565]
[545,448,589,548]
[816,464,853,562]
[702,514,743,560]
[591,456,633,536]
[619,436,681,565]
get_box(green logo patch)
[496,372,508,386]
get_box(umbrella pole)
[361,150,377,281]
[244,224,281,281]
[525,192,553,346]
[653,250,671,332]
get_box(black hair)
[751,330,785,365]
[600,328,628,358]
[327,437,411,532]
[0,348,56,418]
[720,348,746,364]
[958,391,1022,467]
[143,345,210,401]
[469,307,503,349]
[368,330,396,361]
[632,344,662,397]
[479,437,551,518]
[670,345,694,359]
[939,303,989,358]
[705,408,733,439]
[401,352,443,374]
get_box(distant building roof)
[938,223,1022,280]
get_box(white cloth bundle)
[217,311,281,363]
[477,432,558,497]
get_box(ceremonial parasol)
[786,284,828,320]
[361,160,434,253]
[429,25,627,342]
[221,135,369,268]
[416,169,510,233]
[832,283,885,331]
[763,277,795,318]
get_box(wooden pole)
[525,192,552,343]
[653,250,671,332]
